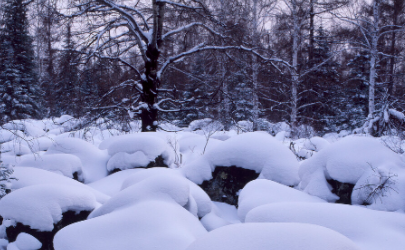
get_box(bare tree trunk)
[368,0,380,120]
[252,0,260,131]
[291,0,300,133]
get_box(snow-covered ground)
[0,116,405,250]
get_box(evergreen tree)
[0,0,42,123]
[56,22,79,116]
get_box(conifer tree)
[0,0,42,123]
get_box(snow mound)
[46,137,109,183]
[10,167,109,204]
[120,168,212,217]
[200,202,240,231]
[182,132,299,186]
[185,223,360,250]
[245,202,405,250]
[13,233,42,250]
[99,133,174,169]
[17,154,83,180]
[299,136,405,202]
[237,179,325,222]
[106,151,150,171]
[0,184,99,231]
[352,166,405,211]
[304,136,330,152]
[87,169,142,197]
[54,200,207,250]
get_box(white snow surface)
[99,133,174,168]
[0,184,99,231]
[186,223,361,250]
[14,233,42,250]
[54,200,207,250]
[16,154,83,180]
[182,132,299,186]
[299,136,405,202]
[200,202,240,231]
[46,137,109,183]
[245,202,405,250]
[120,168,212,218]
[238,179,325,222]
[87,169,142,197]
[10,167,109,204]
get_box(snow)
[0,184,99,231]
[200,202,240,231]
[299,136,405,202]
[245,202,405,250]
[99,133,174,168]
[14,233,42,250]
[87,169,142,197]
[54,200,207,250]
[16,154,83,180]
[182,132,299,186]
[185,223,361,250]
[46,137,109,183]
[238,179,325,222]
[10,167,109,204]
[120,168,212,217]
[2,117,405,250]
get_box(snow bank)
[11,233,42,250]
[10,167,109,204]
[87,169,142,197]
[200,202,240,231]
[0,184,99,231]
[54,200,207,250]
[299,136,405,202]
[352,167,405,212]
[46,137,109,183]
[17,154,83,180]
[120,168,212,218]
[99,133,174,170]
[245,202,405,250]
[182,132,299,186]
[238,179,325,222]
[185,223,360,250]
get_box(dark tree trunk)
[141,45,160,132]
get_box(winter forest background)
[1,0,405,136]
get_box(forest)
[1,0,405,135]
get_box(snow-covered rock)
[238,179,325,222]
[182,132,299,186]
[99,133,174,170]
[0,184,99,231]
[299,136,405,203]
[46,137,109,183]
[17,154,83,180]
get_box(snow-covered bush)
[299,136,405,209]
[0,162,14,198]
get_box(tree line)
[0,0,404,136]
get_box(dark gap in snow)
[146,155,167,168]
[72,171,81,182]
[327,179,355,204]
[200,166,259,206]
[108,155,168,175]
[6,210,91,250]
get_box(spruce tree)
[0,0,42,123]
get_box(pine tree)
[56,22,79,116]
[0,0,42,123]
